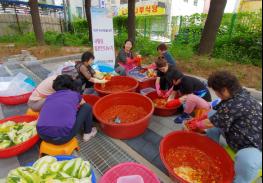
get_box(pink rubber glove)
[163,86,174,98]
[155,82,162,96]
[196,120,207,129]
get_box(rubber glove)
[163,86,174,98]
[155,82,162,96]
[185,114,208,130]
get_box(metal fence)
[172,10,262,43]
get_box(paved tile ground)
[0,60,261,183]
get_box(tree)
[128,0,136,42]
[198,0,227,55]
[29,0,45,45]
[84,0,92,42]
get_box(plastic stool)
[225,146,262,183]
[26,108,39,117]
[39,137,80,157]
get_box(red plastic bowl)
[100,162,160,183]
[146,91,178,116]
[160,131,235,183]
[82,94,100,106]
[138,78,156,91]
[94,76,139,97]
[93,92,154,139]
[0,91,33,105]
[0,115,39,159]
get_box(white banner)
[91,7,115,68]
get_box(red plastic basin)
[0,115,39,159]
[93,92,154,139]
[0,91,33,105]
[138,78,156,91]
[146,91,178,116]
[100,162,160,183]
[94,76,139,97]
[160,131,235,183]
[82,94,100,106]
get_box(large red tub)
[94,76,139,97]
[82,94,100,107]
[138,78,156,91]
[0,115,39,158]
[93,92,154,139]
[160,131,235,183]
[146,91,178,116]
[0,91,33,105]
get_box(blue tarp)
[0,0,63,10]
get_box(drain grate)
[24,64,50,80]
[78,132,137,175]
[7,64,23,70]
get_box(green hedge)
[175,11,262,67]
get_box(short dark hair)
[166,69,184,82]
[81,51,95,63]
[155,57,168,68]
[157,43,168,51]
[208,71,242,96]
[123,39,134,49]
[53,75,76,92]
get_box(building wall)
[38,0,55,5]
[171,0,205,16]
[239,0,262,12]
[68,0,85,18]
[203,0,261,13]
[204,0,239,13]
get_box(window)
[76,7,83,18]
[194,0,198,6]
[184,0,188,3]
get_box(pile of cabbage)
[6,156,92,183]
[0,121,37,149]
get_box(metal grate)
[7,64,23,70]
[24,64,50,80]
[77,132,137,175]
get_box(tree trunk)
[29,0,45,45]
[85,0,92,42]
[198,0,227,55]
[128,0,136,42]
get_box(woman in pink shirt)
[28,66,79,112]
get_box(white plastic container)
[117,175,144,183]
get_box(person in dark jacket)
[166,69,212,123]
[157,43,176,66]
[75,51,108,93]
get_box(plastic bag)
[0,73,35,96]
[0,77,12,92]
[48,61,76,77]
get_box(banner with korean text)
[91,7,115,69]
